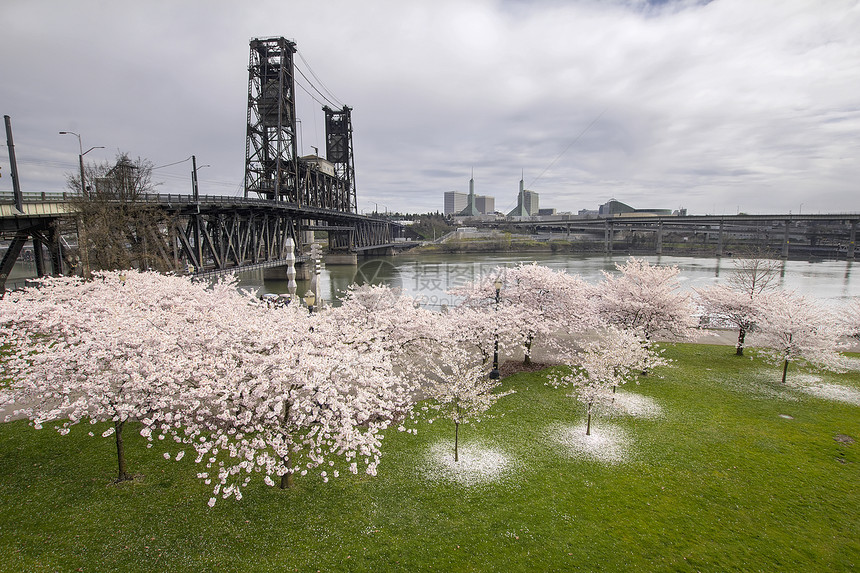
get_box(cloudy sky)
[2,0,858,216]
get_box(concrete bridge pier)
[782,219,791,259]
[604,221,612,254]
[849,220,856,260]
[263,265,288,281]
[655,222,663,255]
[361,247,396,257]
[716,220,724,257]
[326,252,358,265]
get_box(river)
[234,253,859,310]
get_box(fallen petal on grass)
[548,423,632,465]
[421,441,516,486]
[611,392,664,419]
[790,380,860,406]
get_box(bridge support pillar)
[716,220,724,257]
[849,220,857,260]
[326,253,357,265]
[33,236,47,277]
[782,219,791,259]
[294,262,313,281]
[263,266,287,281]
[0,233,28,292]
[655,222,663,255]
[604,221,612,254]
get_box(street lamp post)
[59,131,103,196]
[59,131,103,277]
[490,277,503,379]
[303,289,316,314]
[191,155,210,201]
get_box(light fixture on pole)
[490,277,503,379]
[303,289,316,314]
[191,155,210,201]
[59,131,103,196]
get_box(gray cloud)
[2,0,857,216]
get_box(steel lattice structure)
[244,37,359,214]
[324,105,357,213]
[244,37,299,202]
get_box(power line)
[294,65,339,109]
[152,156,192,170]
[296,50,344,108]
[527,108,606,189]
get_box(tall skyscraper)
[444,191,468,215]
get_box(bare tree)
[697,252,783,356]
[726,252,783,299]
[66,152,178,274]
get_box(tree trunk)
[736,327,746,356]
[454,421,460,462]
[641,338,651,375]
[523,334,533,365]
[114,419,132,482]
[280,452,294,489]
[280,400,294,488]
[781,358,789,384]
[586,410,592,436]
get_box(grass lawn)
[1,344,858,572]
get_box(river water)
[235,253,859,310]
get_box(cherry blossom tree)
[695,285,772,356]
[171,303,412,502]
[451,263,596,366]
[441,304,522,369]
[697,255,782,356]
[422,344,510,462]
[751,291,848,383]
[0,270,247,482]
[596,257,697,343]
[549,327,662,435]
[1,272,416,502]
[327,284,440,370]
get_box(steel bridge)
[2,36,407,290]
[0,192,404,290]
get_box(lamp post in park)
[303,290,316,314]
[59,130,102,277]
[490,277,503,379]
[59,131,103,196]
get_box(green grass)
[1,344,858,572]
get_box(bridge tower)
[324,105,357,213]
[244,37,299,202]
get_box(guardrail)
[0,191,397,225]
[0,191,73,203]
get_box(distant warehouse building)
[598,199,671,217]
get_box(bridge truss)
[244,37,357,213]
[0,194,400,289]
